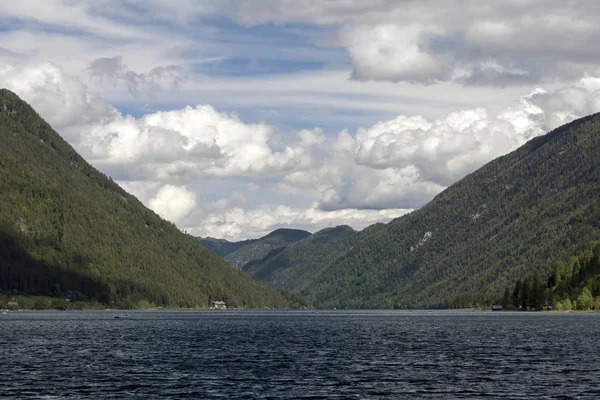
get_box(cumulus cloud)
[347,79,600,188]
[148,185,197,223]
[276,74,600,213]
[353,108,535,186]
[80,106,327,183]
[276,128,445,211]
[317,166,444,211]
[0,57,118,143]
[0,56,325,181]
[340,24,448,84]
[5,1,600,88]
[4,56,600,239]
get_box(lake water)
[1,310,599,399]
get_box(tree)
[51,283,63,297]
[576,287,594,310]
[520,279,531,309]
[512,280,522,309]
[501,287,511,309]
[561,298,573,311]
[532,277,545,310]
[548,262,560,288]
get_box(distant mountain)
[196,237,255,258]
[223,228,311,270]
[242,225,357,291]
[247,114,600,309]
[0,89,288,309]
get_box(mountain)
[196,237,255,258]
[221,228,311,270]
[241,225,357,291]
[249,114,600,308]
[0,89,288,309]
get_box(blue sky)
[1,0,599,239]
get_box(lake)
[1,310,599,399]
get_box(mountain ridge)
[241,225,357,291]
[198,228,311,270]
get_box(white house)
[212,301,226,310]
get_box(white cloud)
[148,185,197,223]
[226,0,600,85]
[80,105,327,182]
[0,58,118,143]
[8,0,600,89]
[276,74,600,213]
[10,1,600,241]
[353,107,537,186]
[5,1,600,89]
[4,56,600,240]
[349,77,600,186]
[276,128,445,211]
[0,57,324,182]
[341,24,448,84]
[186,203,411,241]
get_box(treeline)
[500,241,600,311]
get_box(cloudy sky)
[2,0,600,240]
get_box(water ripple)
[1,310,599,398]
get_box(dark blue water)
[1,310,600,399]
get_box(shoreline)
[3,307,599,313]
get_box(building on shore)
[212,301,227,310]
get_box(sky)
[2,0,600,240]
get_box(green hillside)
[245,114,600,308]
[223,228,311,269]
[501,240,600,311]
[314,114,600,308]
[0,89,288,309]
[242,225,356,291]
[196,237,255,258]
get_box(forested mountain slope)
[222,228,311,270]
[0,89,288,309]
[304,113,600,308]
[241,225,357,291]
[196,237,256,258]
[500,240,600,311]
[239,114,600,309]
